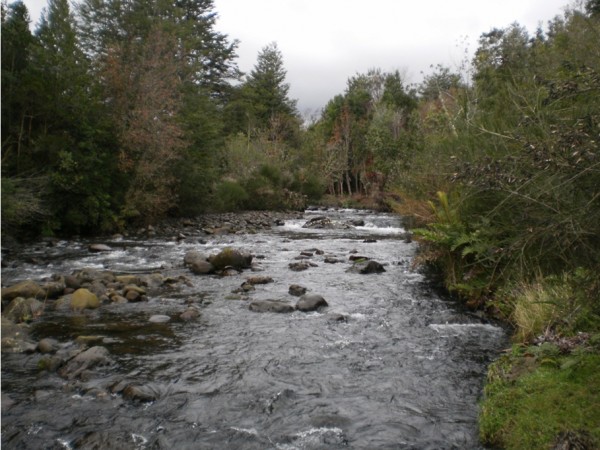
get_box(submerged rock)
[58,346,111,379]
[179,307,200,321]
[37,338,59,354]
[122,384,158,402]
[4,297,44,323]
[249,300,295,313]
[1,316,35,353]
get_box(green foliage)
[480,352,600,449]
[0,176,49,237]
[212,180,248,211]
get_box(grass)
[480,349,600,450]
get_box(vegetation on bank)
[2,0,599,447]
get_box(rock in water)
[289,284,307,296]
[245,275,274,285]
[1,280,46,301]
[88,244,111,253]
[58,346,111,379]
[296,294,328,312]
[148,315,170,323]
[4,297,44,323]
[346,260,386,274]
[209,248,253,271]
[249,300,295,313]
[70,288,100,310]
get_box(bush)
[212,180,248,211]
[1,176,49,238]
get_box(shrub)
[213,180,248,211]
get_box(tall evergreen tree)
[243,42,298,132]
[1,0,35,171]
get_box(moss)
[480,352,600,449]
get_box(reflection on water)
[1,209,507,449]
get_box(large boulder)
[1,280,46,302]
[296,294,328,312]
[208,248,252,271]
[249,300,295,314]
[70,288,101,310]
[3,297,44,323]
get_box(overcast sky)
[22,0,570,116]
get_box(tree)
[243,42,299,134]
[1,0,35,171]
[102,25,187,223]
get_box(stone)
[349,219,365,226]
[249,300,295,313]
[123,284,146,295]
[111,294,128,304]
[115,275,143,286]
[1,316,35,353]
[289,262,311,272]
[324,257,341,264]
[183,250,208,266]
[296,294,328,312]
[288,284,307,296]
[88,243,111,252]
[41,279,66,298]
[209,248,253,271]
[346,260,386,274]
[125,290,141,302]
[245,276,274,285]
[327,313,349,323]
[70,288,100,310]
[302,216,353,229]
[179,308,200,321]
[122,384,157,402]
[38,338,59,354]
[64,275,81,290]
[189,260,214,275]
[148,315,170,323]
[1,280,45,301]
[4,297,44,323]
[58,346,111,379]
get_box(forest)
[2,0,599,447]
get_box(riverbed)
[1,208,507,449]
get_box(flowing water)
[1,209,508,449]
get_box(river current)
[1,209,507,449]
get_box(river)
[1,208,507,449]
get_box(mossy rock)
[71,288,100,310]
[1,280,46,301]
[208,248,252,270]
